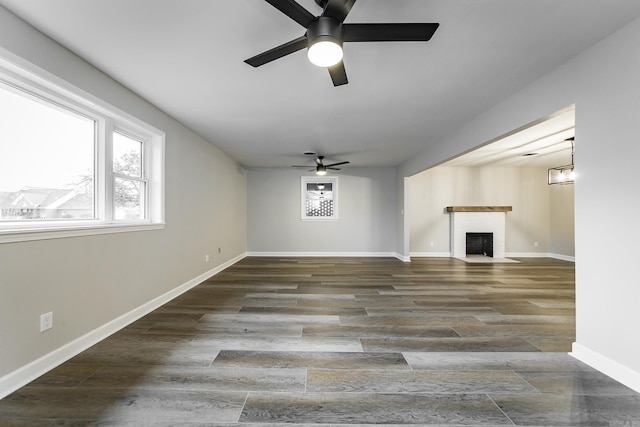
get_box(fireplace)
[447,206,511,259]
[466,232,493,257]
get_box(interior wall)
[0,8,247,382]
[399,15,640,389]
[409,166,574,258]
[549,184,575,257]
[247,168,396,255]
[570,16,640,386]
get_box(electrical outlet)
[40,312,53,332]
[534,241,539,247]
[430,241,435,247]
[205,254,209,263]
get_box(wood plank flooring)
[2,256,640,426]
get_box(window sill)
[0,222,165,244]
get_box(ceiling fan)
[292,155,350,175]
[245,0,439,86]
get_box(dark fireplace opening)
[466,232,494,257]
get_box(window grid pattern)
[305,199,334,217]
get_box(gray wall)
[408,166,575,258]
[399,15,640,388]
[0,8,247,380]
[247,168,396,255]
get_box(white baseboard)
[0,252,247,400]
[410,252,575,262]
[548,253,576,262]
[571,342,640,393]
[395,253,411,263]
[245,251,576,262]
[507,252,575,262]
[246,251,411,263]
[410,252,452,258]
[246,251,400,258]
[506,252,543,258]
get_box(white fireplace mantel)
[447,206,512,258]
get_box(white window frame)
[111,129,149,223]
[301,176,338,221]
[0,55,165,244]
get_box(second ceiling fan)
[245,0,439,86]
[293,155,349,175]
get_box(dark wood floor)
[2,256,640,425]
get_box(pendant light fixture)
[548,137,575,185]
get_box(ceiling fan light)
[308,39,343,67]
[316,165,327,176]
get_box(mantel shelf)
[446,206,512,213]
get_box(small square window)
[301,176,338,220]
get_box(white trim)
[0,52,164,139]
[247,251,400,258]
[410,251,575,262]
[410,252,452,258]
[571,342,640,393]
[0,252,246,400]
[247,252,411,263]
[506,252,545,258]
[507,252,575,262]
[396,253,411,263]
[548,252,576,262]
[245,251,576,263]
[0,223,165,244]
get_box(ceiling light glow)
[548,137,575,185]
[308,40,343,67]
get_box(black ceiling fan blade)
[264,0,316,28]
[245,36,308,67]
[343,23,439,42]
[328,61,348,86]
[325,161,350,167]
[321,0,356,23]
[327,167,342,170]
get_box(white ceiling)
[1,0,638,169]
[442,106,575,168]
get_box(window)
[113,131,146,220]
[301,176,338,220]
[0,82,96,222]
[0,58,164,243]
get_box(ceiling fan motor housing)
[245,0,439,85]
[307,17,343,47]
